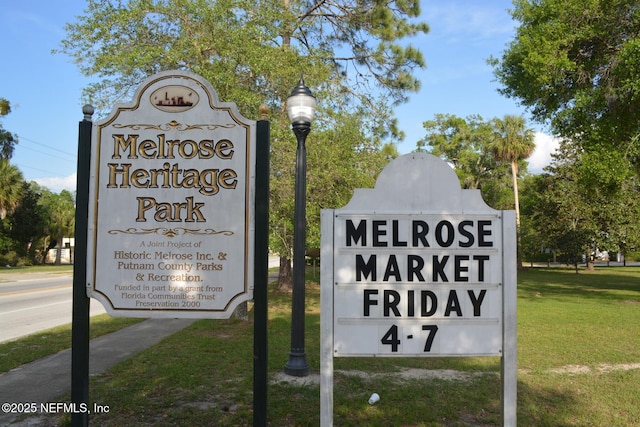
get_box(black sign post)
[253,108,270,426]
[71,105,94,427]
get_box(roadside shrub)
[17,257,33,267]
[0,251,19,267]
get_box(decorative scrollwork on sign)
[108,227,234,238]
[112,121,236,131]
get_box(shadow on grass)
[518,267,640,303]
[517,378,581,427]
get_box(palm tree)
[489,115,535,268]
[0,160,24,219]
[41,190,76,264]
[490,115,535,226]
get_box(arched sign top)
[341,153,496,214]
[87,70,256,319]
[98,70,253,129]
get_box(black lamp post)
[284,76,316,377]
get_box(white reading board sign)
[87,70,255,319]
[332,213,502,356]
[320,153,517,425]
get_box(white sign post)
[87,70,255,319]
[320,153,517,425]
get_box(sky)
[1,0,558,194]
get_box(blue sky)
[1,0,558,193]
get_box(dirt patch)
[545,363,640,375]
[271,367,489,386]
[271,372,321,386]
[271,362,640,386]
[396,368,488,381]
[546,364,592,375]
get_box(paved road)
[0,273,106,343]
[0,257,281,343]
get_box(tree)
[0,160,24,220]
[7,181,48,260]
[584,162,640,265]
[490,0,640,174]
[488,115,535,226]
[533,141,601,272]
[416,114,514,209]
[519,174,556,265]
[488,115,535,269]
[0,98,19,160]
[59,0,429,288]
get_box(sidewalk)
[0,318,195,426]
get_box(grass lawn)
[8,266,640,426]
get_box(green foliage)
[529,146,596,267]
[0,250,19,267]
[0,179,79,265]
[269,111,394,259]
[7,181,49,259]
[488,114,536,228]
[0,98,10,116]
[491,0,640,170]
[520,139,640,267]
[418,114,499,189]
[488,115,535,167]
[58,0,428,136]
[492,0,640,266]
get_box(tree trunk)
[55,234,63,265]
[276,256,292,291]
[511,161,521,228]
[511,161,524,270]
[586,244,595,271]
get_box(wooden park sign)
[320,153,517,425]
[72,70,270,426]
[86,70,256,318]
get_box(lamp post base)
[284,351,309,377]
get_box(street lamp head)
[286,76,316,126]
